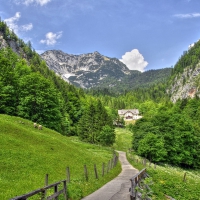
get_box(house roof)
[118,109,139,115]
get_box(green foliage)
[98,125,115,146]
[172,40,200,75]
[138,133,167,162]
[131,98,200,168]
[135,177,153,200]
[77,100,114,145]
[0,48,66,133]
[17,73,63,132]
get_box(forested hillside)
[0,20,114,145]
[90,68,172,93]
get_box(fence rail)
[10,179,67,200]
[129,168,150,200]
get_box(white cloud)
[14,0,51,6]
[4,12,33,34]
[120,49,148,72]
[174,13,200,19]
[4,12,21,33]
[21,23,33,31]
[40,31,63,46]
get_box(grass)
[0,114,121,200]
[113,127,133,151]
[125,119,136,126]
[128,155,200,200]
[114,127,200,200]
[3,117,199,200]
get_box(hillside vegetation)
[93,68,172,93]
[0,20,115,146]
[0,114,121,199]
[114,128,200,200]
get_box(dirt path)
[82,151,139,200]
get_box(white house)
[118,109,142,121]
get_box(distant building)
[118,109,142,121]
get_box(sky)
[1,0,200,72]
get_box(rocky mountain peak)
[41,50,130,88]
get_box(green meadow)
[0,114,121,200]
[1,116,200,200]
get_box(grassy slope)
[114,127,200,200]
[0,115,121,200]
[113,128,133,151]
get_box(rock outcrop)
[167,63,200,103]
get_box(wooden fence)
[129,153,181,200]
[83,154,118,181]
[10,154,118,200]
[10,179,67,200]
[129,154,188,182]
[129,168,151,200]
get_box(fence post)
[94,164,98,179]
[107,160,110,173]
[113,156,117,167]
[154,164,156,169]
[66,167,70,183]
[42,174,48,199]
[63,180,68,200]
[54,184,58,200]
[102,163,105,176]
[183,172,187,182]
[149,162,151,167]
[84,165,88,181]
[45,174,48,186]
[115,155,118,166]
[143,159,146,166]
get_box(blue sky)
[1,0,200,71]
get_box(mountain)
[93,68,172,93]
[41,50,172,91]
[167,40,200,102]
[41,50,130,88]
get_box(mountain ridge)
[41,50,172,90]
[41,50,130,88]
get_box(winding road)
[82,151,139,200]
